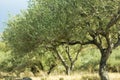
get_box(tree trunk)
[99,49,111,80]
[38,61,44,70]
[65,66,70,75]
[53,47,70,75]
[47,64,56,75]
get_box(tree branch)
[52,46,69,69]
[58,40,94,46]
[106,14,120,30]
[89,32,103,50]
[72,45,82,64]
[114,33,120,48]
[65,45,72,62]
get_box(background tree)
[46,44,82,75]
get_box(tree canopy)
[4,0,120,52]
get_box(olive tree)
[3,0,84,75]
[3,0,120,80]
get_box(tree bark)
[47,64,56,75]
[53,47,70,75]
[99,49,111,80]
[65,66,70,75]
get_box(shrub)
[41,77,47,80]
[59,77,64,80]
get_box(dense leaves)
[3,0,120,53]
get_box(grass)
[1,72,118,80]
[28,72,120,80]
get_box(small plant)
[4,76,15,80]
[41,77,47,80]
[59,77,64,80]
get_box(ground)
[0,72,120,80]
[30,73,120,80]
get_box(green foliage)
[73,46,120,72]
[3,0,120,54]
[4,76,15,80]
[41,77,47,80]
[0,41,13,72]
[0,45,120,73]
[0,41,9,52]
[73,46,100,72]
[59,77,64,80]
[107,47,120,72]
[0,51,13,72]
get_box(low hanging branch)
[58,40,94,46]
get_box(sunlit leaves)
[3,0,120,53]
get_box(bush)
[77,47,100,72]
[59,77,64,80]
[41,77,47,80]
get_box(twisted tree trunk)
[99,49,111,80]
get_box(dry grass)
[30,72,120,80]
[108,73,120,80]
[0,72,120,80]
